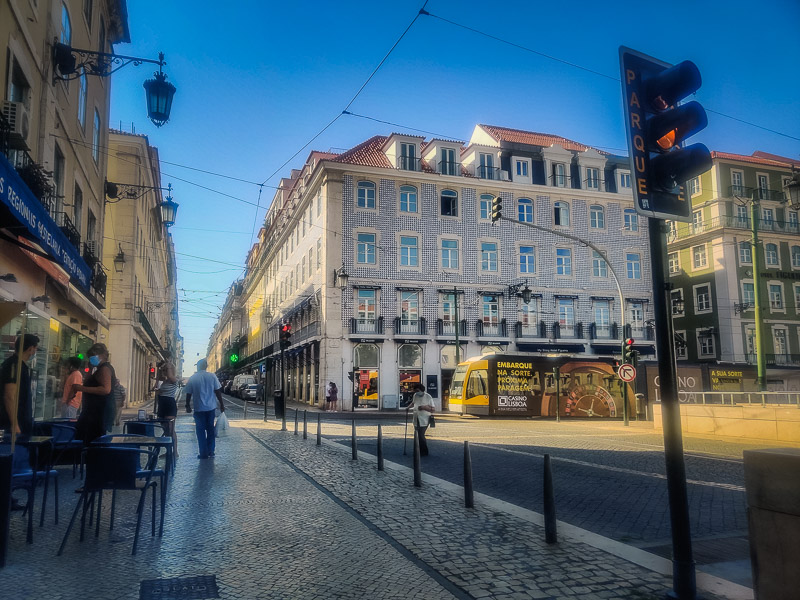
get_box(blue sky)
[108,0,800,365]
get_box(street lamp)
[785,171,800,209]
[159,186,179,228]
[113,244,126,273]
[333,266,349,289]
[53,43,176,127]
[508,281,533,305]
[105,181,178,229]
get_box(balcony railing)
[437,318,468,336]
[745,353,800,367]
[55,212,81,251]
[729,185,754,198]
[476,165,499,180]
[670,215,800,240]
[350,316,384,335]
[396,156,420,171]
[589,322,619,340]
[82,242,99,267]
[515,320,546,338]
[92,264,107,300]
[394,317,427,335]
[728,185,786,202]
[758,188,786,202]
[624,324,655,341]
[476,319,508,337]
[438,160,461,176]
[553,322,583,339]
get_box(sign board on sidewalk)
[618,364,637,382]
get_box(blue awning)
[516,342,586,353]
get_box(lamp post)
[105,181,179,229]
[113,244,126,273]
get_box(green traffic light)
[77,353,84,359]
[230,354,239,363]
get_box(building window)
[671,289,684,316]
[399,143,417,171]
[518,198,533,223]
[692,210,703,232]
[92,110,100,163]
[688,176,700,196]
[441,293,456,325]
[356,290,376,322]
[520,298,538,328]
[594,300,610,334]
[695,284,711,313]
[619,172,631,189]
[699,332,715,357]
[519,246,535,274]
[478,153,495,179]
[626,253,641,279]
[629,302,644,330]
[758,174,769,200]
[731,170,744,196]
[61,2,72,44]
[78,74,87,129]
[769,284,783,310]
[441,189,458,217]
[675,331,687,359]
[788,211,799,232]
[668,252,680,274]
[53,146,65,212]
[765,243,779,267]
[736,205,749,227]
[516,160,529,177]
[317,189,323,216]
[441,239,459,269]
[592,251,607,278]
[556,248,572,276]
[316,238,322,269]
[554,201,570,227]
[400,292,419,326]
[742,282,755,306]
[558,299,575,334]
[440,148,458,176]
[481,242,498,272]
[553,163,567,187]
[791,246,800,268]
[482,295,499,325]
[308,248,313,275]
[623,208,639,232]
[774,329,788,358]
[692,244,707,269]
[399,185,417,213]
[762,208,774,230]
[586,167,600,190]
[590,205,605,229]
[794,284,800,310]
[739,241,752,265]
[400,236,418,267]
[479,194,493,220]
[357,181,376,209]
[301,256,306,282]
[73,183,82,233]
[356,233,376,264]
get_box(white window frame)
[668,252,680,275]
[355,230,378,266]
[556,247,573,276]
[764,242,780,268]
[768,281,784,313]
[399,185,418,213]
[698,328,716,357]
[554,201,570,227]
[356,180,376,210]
[773,327,789,359]
[623,208,639,232]
[399,234,419,268]
[519,245,536,275]
[762,208,775,230]
[515,159,531,179]
[589,205,605,229]
[553,162,567,187]
[688,176,701,197]
[692,210,703,233]
[479,194,493,221]
[592,250,608,278]
[518,197,534,223]
[741,281,755,307]
[626,252,642,280]
[693,283,712,314]
[674,330,688,360]
[738,240,752,265]
[756,172,770,201]
[791,245,800,269]
[586,167,600,190]
[692,244,708,269]
[480,240,499,273]
[440,189,459,218]
[440,238,459,271]
[731,169,745,196]
[671,288,684,316]
[736,205,749,227]
[618,171,631,190]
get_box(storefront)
[353,342,380,409]
[398,343,423,407]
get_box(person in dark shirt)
[1,334,40,435]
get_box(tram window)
[466,370,488,398]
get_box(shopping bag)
[215,412,230,437]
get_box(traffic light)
[624,338,636,364]
[279,323,292,349]
[491,196,503,223]
[619,47,712,222]
[229,353,239,364]
[149,364,156,378]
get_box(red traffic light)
[281,323,292,334]
[625,338,635,346]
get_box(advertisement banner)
[495,359,536,414]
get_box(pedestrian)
[155,359,180,459]
[1,334,40,436]
[60,356,83,419]
[184,358,225,459]
[411,382,435,456]
[73,343,116,444]
[326,381,339,411]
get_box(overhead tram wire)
[419,10,800,143]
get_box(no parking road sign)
[617,363,637,382]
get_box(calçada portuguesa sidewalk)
[2,416,749,599]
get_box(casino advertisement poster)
[493,359,541,416]
[538,361,635,418]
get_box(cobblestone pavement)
[2,416,743,599]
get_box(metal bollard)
[413,427,422,487]
[464,440,474,508]
[316,414,321,446]
[303,410,307,440]
[377,424,384,471]
[543,454,557,544]
[294,409,298,435]
[351,420,358,461]
[280,406,287,432]
[243,400,248,419]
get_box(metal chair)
[57,446,159,556]
[33,422,82,478]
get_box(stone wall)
[653,403,800,443]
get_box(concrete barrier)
[743,448,800,600]
[652,403,800,443]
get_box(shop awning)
[516,342,586,353]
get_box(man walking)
[184,359,225,459]
[1,334,40,436]
[411,382,435,456]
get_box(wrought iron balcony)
[624,324,655,341]
[758,188,785,202]
[436,318,468,336]
[55,212,81,251]
[350,316,384,335]
[669,215,800,240]
[515,320,546,338]
[92,264,107,300]
[745,353,800,367]
[82,241,99,266]
[553,322,583,339]
[396,156,420,171]
[476,319,508,337]
[394,317,427,335]
[476,165,499,180]
[589,322,619,340]
[438,160,461,176]
[729,185,754,198]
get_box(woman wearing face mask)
[73,343,116,444]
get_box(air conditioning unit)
[2,101,30,149]
[499,170,510,181]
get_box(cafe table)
[122,419,177,473]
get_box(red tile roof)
[711,151,793,168]
[478,124,607,155]
[331,136,393,168]
[752,151,800,168]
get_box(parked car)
[223,380,234,394]
[243,384,259,401]
[232,374,256,398]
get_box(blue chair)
[57,446,159,556]
[34,422,82,478]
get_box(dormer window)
[619,172,631,189]
[586,167,600,190]
[440,148,459,176]
[552,163,567,187]
[399,142,417,171]
[478,153,496,180]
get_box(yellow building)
[103,130,180,406]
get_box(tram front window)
[450,365,468,399]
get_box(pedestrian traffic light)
[149,364,155,378]
[619,47,712,221]
[491,196,503,223]
[280,323,292,349]
[229,353,239,364]
[624,338,636,363]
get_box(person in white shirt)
[411,383,435,456]
[184,359,225,459]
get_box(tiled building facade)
[224,125,655,410]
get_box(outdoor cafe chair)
[33,421,82,478]
[57,446,159,556]
[0,442,59,541]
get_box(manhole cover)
[140,575,220,600]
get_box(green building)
[666,150,800,390]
